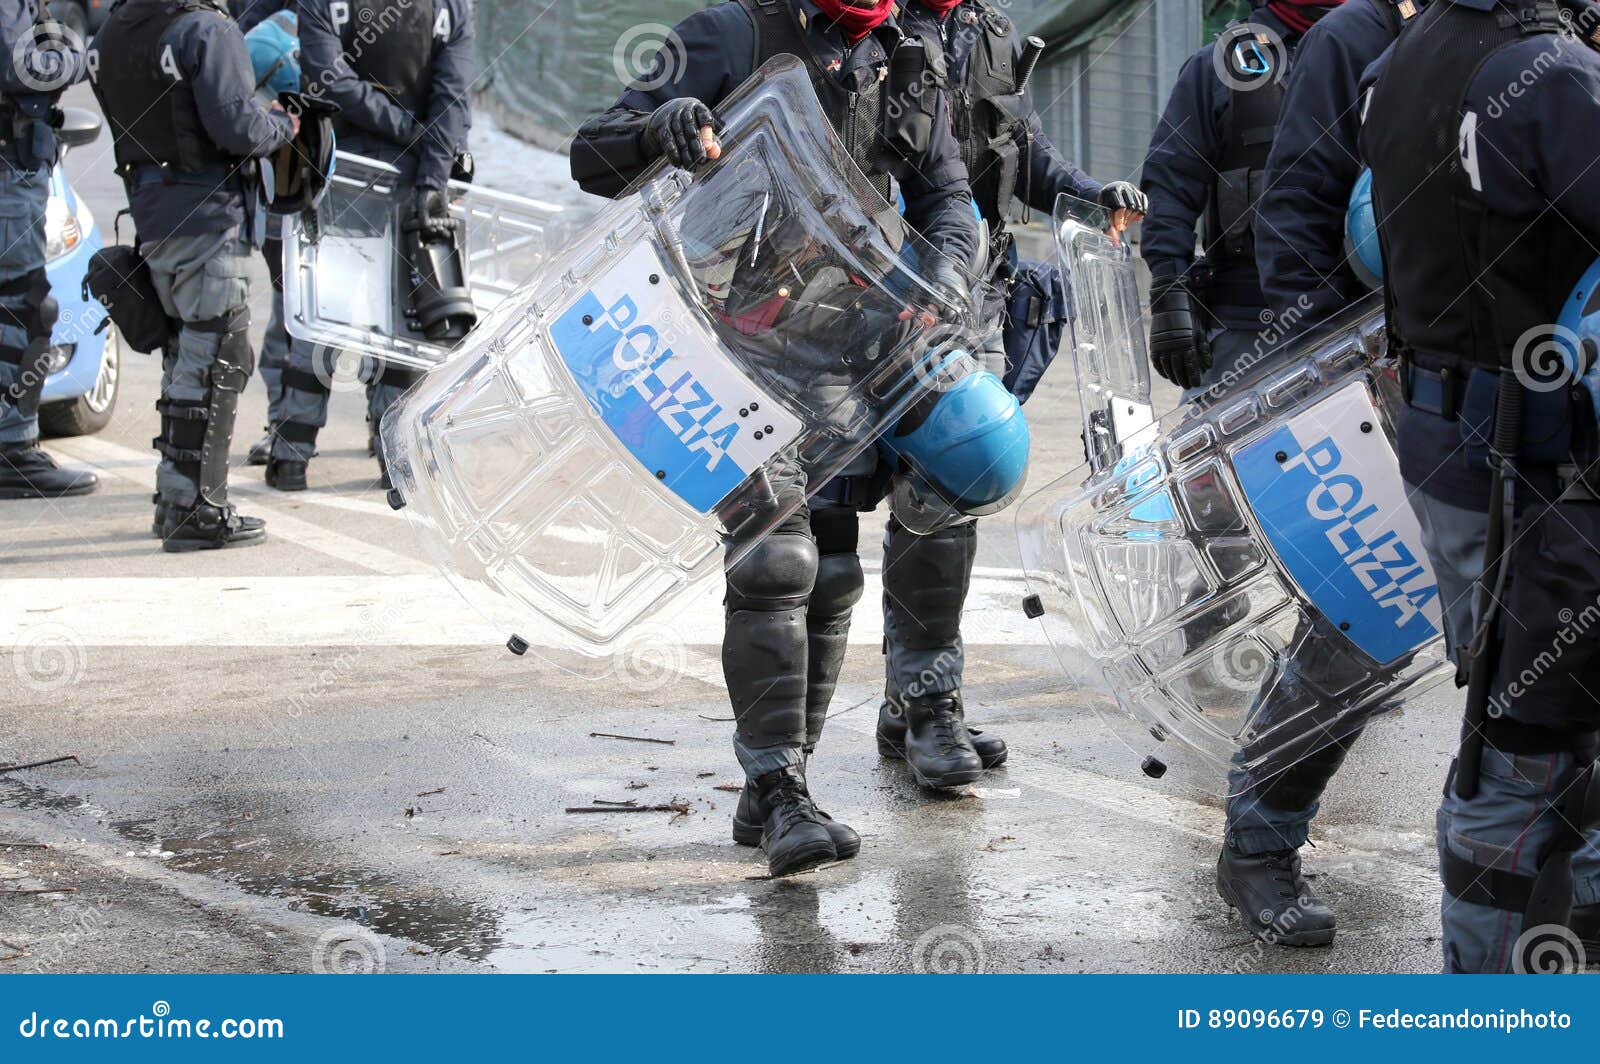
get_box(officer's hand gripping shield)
[282,151,573,370]
[1015,196,1451,794]
[380,59,992,670]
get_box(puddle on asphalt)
[5,763,1218,973]
[108,812,507,962]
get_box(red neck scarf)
[813,0,896,42]
[1267,0,1346,35]
[919,0,965,16]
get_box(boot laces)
[1261,850,1304,900]
[927,698,965,752]
[768,776,819,837]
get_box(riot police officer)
[236,2,299,468]
[88,0,296,550]
[1140,1,1331,393]
[884,0,1145,788]
[268,0,474,491]
[1363,0,1600,974]
[1207,0,1424,948]
[0,1,97,501]
[1256,0,1422,333]
[572,0,980,878]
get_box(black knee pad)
[883,518,977,649]
[726,530,818,613]
[194,307,255,389]
[809,505,863,617]
[811,552,864,618]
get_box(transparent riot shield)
[381,58,993,668]
[282,151,573,370]
[1015,196,1451,793]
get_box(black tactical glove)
[643,98,722,169]
[1148,276,1212,389]
[410,188,455,243]
[1098,181,1148,215]
[904,257,971,328]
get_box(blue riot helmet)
[245,10,300,100]
[878,352,1031,535]
[1559,258,1600,495]
[1559,256,1600,384]
[1346,168,1383,288]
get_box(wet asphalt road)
[0,86,1460,975]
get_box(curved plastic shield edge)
[283,151,578,370]
[1054,194,1156,474]
[380,58,995,673]
[1016,283,1453,794]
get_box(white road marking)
[231,481,404,520]
[47,435,428,576]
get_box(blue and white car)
[38,107,116,438]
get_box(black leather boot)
[247,428,273,466]
[900,693,984,790]
[878,690,1007,769]
[0,442,97,499]
[748,767,837,877]
[160,502,266,553]
[265,458,307,492]
[733,774,859,859]
[1216,846,1337,947]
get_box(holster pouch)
[883,36,939,160]
[9,95,60,171]
[83,243,175,354]
[1491,499,1600,730]
[1001,258,1070,405]
[1459,368,1574,469]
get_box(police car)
[38,107,116,438]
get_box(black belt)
[121,161,243,187]
[813,474,878,510]
[1481,717,1598,756]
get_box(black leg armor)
[196,308,254,508]
[883,516,977,696]
[805,505,864,750]
[0,270,55,420]
[155,307,253,510]
[724,510,818,755]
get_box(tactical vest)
[940,1,1028,228]
[1202,22,1288,273]
[341,0,436,121]
[1361,0,1591,376]
[737,0,902,205]
[92,0,234,174]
